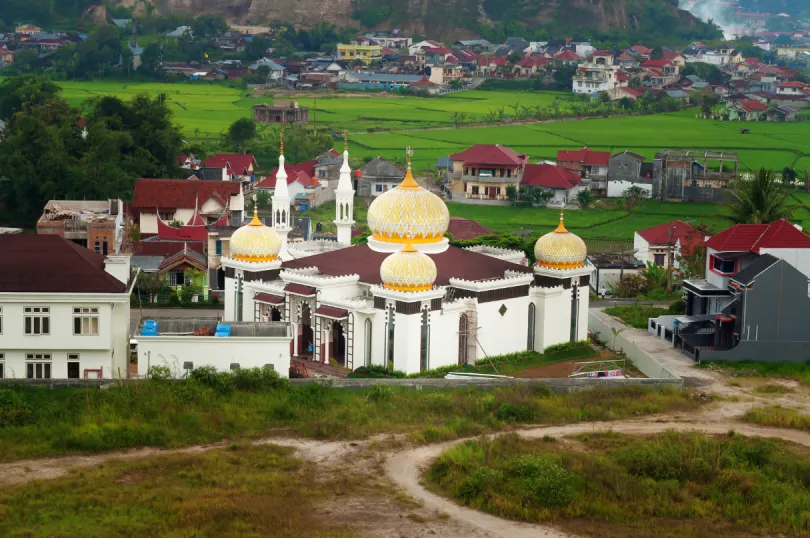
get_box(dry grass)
[0,444,354,537]
[743,406,810,431]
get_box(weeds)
[427,431,810,537]
[743,406,810,431]
[0,378,702,462]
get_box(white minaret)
[334,130,355,244]
[272,133,292,257]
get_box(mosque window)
[385,306,395,371]
[364,319,372,367]
[527,304,536,351]
[420,309,430,372]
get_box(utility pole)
[666,224,675,295]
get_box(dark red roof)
[621,87,643,98]
[591,50,613,56]
[555,50,580,60]
[449,144,527,166]
[314,306,349,319]
[132,179,241,210]
[156,216,208,242]
[131,241,205,257]
[662,52,683,61]
[254,292,284,304]
[0,235,126,293]
[521,164,582,189]
[284,283,316,296]
[706,220,810,253]
[779,81,807,88]
[202,154,256,175]
[736,99,768,113]
[410,76,437,87]
[557,147,610,166]
[637,220,696,246]
[282,244,532,286]
[641,59,673,68]
[256,165,318,189]
[631,45,653,54]
[447,217,495,240]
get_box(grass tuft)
[743,406,810,432]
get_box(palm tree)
[728,168,794,224]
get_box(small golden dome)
[534,211,587,270]
[229,204,281,263]
[380,242,437,292]
[367,154,449,246]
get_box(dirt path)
[384,416,810,538]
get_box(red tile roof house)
[657,220,810,361]
[255,163,326,208]
[633,220,699,268]
[726,99,768,121]
[447,144,528,202]
[131,179,244,236]
[201,154,258,185]
[446,217,495,240]
[520,164,583,206]
[556,147,611,194]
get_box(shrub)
[668,299,685,314]
[189,366,234,394]
[506,453,577,508]
[0,389,32,427]
[232,366,287,392]
[148,365,173,380]
[367,383,393,402]
[346,365,406,378]
[544,340,590,355]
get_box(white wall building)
[0,235,135,380]
[221,147,591,376]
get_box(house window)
[73,307,99,336]
[471,185,479,195]
[385,306,395,371]
[68,353,80,379]
[24,307,50,335]
[169,270,188,287]
[216,240,223,255]
[0,353,4,379]
[26,353,52,379]
[458,314,469,365]
[159,212,173,221]
[375,185,383,192]
[94,241,101,253]
[711,255,737,275]
[527,303,536,351]
[654,254,666,266]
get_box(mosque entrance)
[299,303,313,356]
[331,321,346,366]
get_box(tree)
[675,227,708,280]
[782,167,798,187]
[0,75,59,120]
[227,118,257,153]
[256,190,272,209]
[728,168,794,224]
[577,189,593,209]
[135,272,168,303]
[167,218,184,228]
[450,111,468,127]
[623,185,650,211]
[505,184,518,202]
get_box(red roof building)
[133,179,241,212]
[706,220,810,253]
[201,154,257,179]
[557,147,610,167]
[641,59,673,69]
[446,217,495,240]
[735,99,768,113]
[449,144,527,167]
[637,220,697,246]
[256,166,320,189]
[520,164,582,190]
[554,50,581,62]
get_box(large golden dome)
[367,163,449,246]
[380,242,437,292]
[229,205,281,263]
[534,212,587,270]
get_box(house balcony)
[465,193,510,201]
[449,172,518,184]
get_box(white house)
[633,220,699,268]
[0,235,135,380]
[572,51,626,95]
[520,164,585,205]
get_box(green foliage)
[367,383,394,402]
[605,305,670,329]
[743,406,810,431]
[624,185,651,211]
[699,360,810,386]
[428,431,810,536]
[346,365,406,378]
[576,189,593,209]
[0,382,701,462]
[728,168,794,224]
[227,117,257,153]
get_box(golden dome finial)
[399,147,420,190]
[249,195,262,226]
[343,129,349,152]
[279,132,284,156]
[405,146,413,170]
[554,208,568,233]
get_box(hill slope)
[111,0,720,42]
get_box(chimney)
[104,255,132,285]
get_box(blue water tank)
[300,203,308,211]
[215,323,231,337]
[141,319,158,336]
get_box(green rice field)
[52,80,810,174]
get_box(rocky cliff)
[116,0,715,41]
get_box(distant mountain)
[104,0,721,43]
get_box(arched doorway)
[332,321,346,366]
[458,314,468,365]
[270,307,282,322]
[300,303,313,356]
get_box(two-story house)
[0,235,136,380]
[557,147,610,194]
[200,154,258,185]
[633,220,699,268]
[650,220,810,363]
[572,52,627,96]
[520,164,583,206]
[131,179,244,236]
[607,151,654,198]
[37,199,125,256]
[448,144,528,201]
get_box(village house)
[0,46,13,65]
[200,154,258,185]
[252,101,309,125]
[15,24,42,36]
[633,220,699,268]
[557,148,610,195]
[0,234,136,380]
[356,157,406,197]
[520,164,584,205]
[447,145,529,201]
[776,81,808,96]
[653,150,739,202]
[255,161,328,209]
[587,253,645,292]
[650,220,810,363]
[337,43,382,65]
[131,179,244,236]
[726,99,768,121]
[607,151,654,198]
[572,51,628,96]
[36,199,125,256]
[428,63,463,85]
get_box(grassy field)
[699,360,810,386]
[50,80,810,174]
[0,444,354,537]
[743,406,810,432]
[426,431,810,537]
[0,372,702,462]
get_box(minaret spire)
[272,131,291,257]
[334,129,355,244]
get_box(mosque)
[221,141,590,374]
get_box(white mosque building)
[221,142,590,374]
